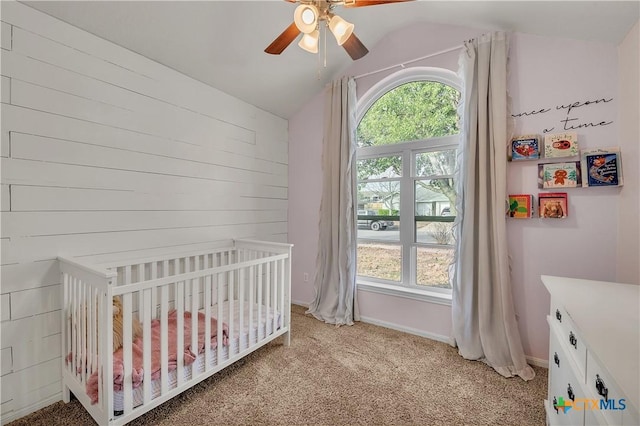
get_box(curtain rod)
[353,44,464,80]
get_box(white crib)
[59,239,292,426]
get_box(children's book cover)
[511,136,540,161]
[538,192,568,219]
[508,194,534,218]
[538,161,581,189]
[581,148,623,187]
[544,132,579,158]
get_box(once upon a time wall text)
[512,97,614,133]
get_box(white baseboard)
[293,303,548,369]
[359,317,548,368]
[358,315,452,344]
[526,355,548,369]
[1,393,61,425]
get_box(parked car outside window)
[357,210,394,231]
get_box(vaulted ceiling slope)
[22,1,640,119]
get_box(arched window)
[356,67,461,295]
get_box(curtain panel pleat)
[307,76,359,326]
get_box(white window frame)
[356,67,462,305]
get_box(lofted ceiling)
[22,1,640,119]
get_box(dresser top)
[542,275,640,409]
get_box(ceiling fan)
[265,0,415,60]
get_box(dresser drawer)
[550,299,587,380]
[586,351,625,425]
[548,324,585,425]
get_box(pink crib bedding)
[85,310,229,404]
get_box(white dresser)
[542,275,639,426]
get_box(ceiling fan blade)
[342,33,369,60]
[265,22,301,55]
[343,0,415,8]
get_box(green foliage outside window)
[357,81,461,215]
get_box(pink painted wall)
[357,291,453,340]
[288,21,636,362]
[507,33,621,360]
[289,91,324,305]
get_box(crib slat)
[257,263,263,340]
[279,258,285,331]
[86,285,94,380]
[266,261,271,336]
[239,255,245,345]
[71,277,78,380]
[124,265,131,286]
[191,257,198,373]
[137,263,145,315]
[249,264,255,344]
[216,273,223,363]
[61,273,69,376]
[80,282,87,386]
[76,278,82,380]
[142,288,152,405]
[176,277,185,387]
[204,272,212,367]
[228,269,234,353]
[87,286,100,377]
[122,293,133,415]
[272,260,278,333]
[105,288,115,420]
[271,261,278,333]
[151,261,158,319]
[160,285,169,395]
[88,287,96,378]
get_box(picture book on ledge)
[510,135,540,161]
[544,132,579,158]
[538,161,582,189]
[508,194,534,218]
[538,192,568,219]
[581,147,623,187]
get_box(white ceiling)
[23,1,640,119]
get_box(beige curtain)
[452,32,535,380]
[306,76,359,325]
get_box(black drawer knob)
[568,383,575,401]
[556,309,562,322]
[554,352,560,367]
[595,374,609,402]
[569,331,577,349]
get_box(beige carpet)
[8,305,547,425]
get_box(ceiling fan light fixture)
[298,29,319,53]
[328,14,354,45]
[293,4,319,34]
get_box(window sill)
[356,280,452,306]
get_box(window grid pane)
[415,150,457,177]
[357,243,402,282]
[416,246,453,289]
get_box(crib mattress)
[113,301,281,415]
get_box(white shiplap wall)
[0,2,288,422]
